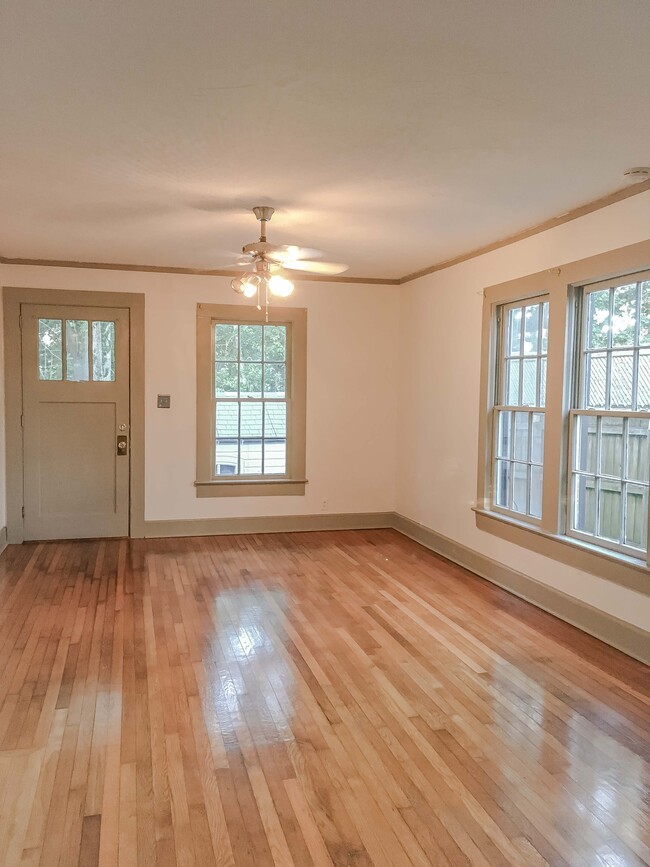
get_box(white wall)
[397,189,650,629]
[0,267,399,522]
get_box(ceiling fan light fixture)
[268,274,294,297]
[231,277,245,294]
[242,278,258,298]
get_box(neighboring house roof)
[216,397,286,439]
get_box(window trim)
[476,238,650,597]
[196,303,307,497]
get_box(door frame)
[3,286,145,543]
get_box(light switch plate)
[157,394,171,409]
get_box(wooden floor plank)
[0,529,647,866]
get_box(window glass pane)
[611,283,637,347]
[215,324,238,360]
[240,325,262,361]
[625,484,648,550]
[539,357,547,407]
[587,289,611,349]
[521,358,537,406]
[508,308,522,355]
[572,474,596,535]
[530,465,543,518]
[38,318,63,380]
[91,321,115,381]
[216,402,238,438]
[240,403,262,438]
[215,362,238,397]
[574,415,597,474]
[264,363,286,397]
[496,411,511,458]
[506,359,520,405]
[600,417,624,478]
[540,302,549,354]
[513,412,529,461]
[66,320,89,381]
[216,401,239,475]
[531,413,544,464]
[639,281,650,345]
[610,351,633,409]
[637,350,650,409]
[240,440,262,474]
[495,460,510,508]
[586,353,607,408]
[264,402,287,438]
[598,480,622,542]
[511,463,528,514]
[523,305,539,355]
[264,440,286,475]
[263,326,286,361]
[627,418,650,483]
[240,363,262,398]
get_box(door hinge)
[22,506,25,518]
[18,313,22,329]
[20,413,24,428]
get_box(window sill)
[472,506,649,596]
[195,479,307,498]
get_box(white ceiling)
[1,0,649,278]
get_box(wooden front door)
[21,304,130,539]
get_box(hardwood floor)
[0,529,648,866]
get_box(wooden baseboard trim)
[392,513,650,665]
[143,511,394,538]
[0,526,7,556]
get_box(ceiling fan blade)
[266,245,323,263]
[282,260,349,275]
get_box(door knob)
[117,435,128,455]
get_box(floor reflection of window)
[201,589,294,749]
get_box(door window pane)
[38,318,63,380]
[66,320,89,381]
[91,321,115,381]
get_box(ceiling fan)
[228,206,348,317]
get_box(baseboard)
[0,526,7,556]
[143,511,394,539]
[392,513,650,666]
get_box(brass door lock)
[117,435,128,456]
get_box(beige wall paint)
[0,269,399,523]
[398,189,650,630]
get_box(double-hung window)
[493,298,549,520]
[568,276,650,556]
[196,303,307,496]
[477,239,650,594]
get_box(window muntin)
[213,322,289,477]
[569,277,650,556]
[492,298,549,520]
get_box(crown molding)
[0,255,400,285]
[398,178,650,283]
[1,180,649,286]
